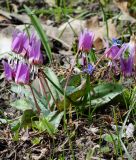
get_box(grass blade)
[24,5,52,63]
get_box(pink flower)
[2,61,13,81]
[15,63,30,84]
[105,45,120,60]
[115,36,136,76]
[120,55,133,77]
[11,31,28,56]
[78,29,94,52]
[28,39,43,64]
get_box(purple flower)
[15,63,30,84]
[105,45,120,60]
[115,36,136,76]
[2,61,13,81]
[112,38,122,46]
[78,29,94,52]
[83,63,94,75]
[120,55,133,77]
[28,39,43,64]
[11,31,28,56]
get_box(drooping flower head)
[11,31,28,56]
[15,63,30,84]
[105,38,121,60]
[78,29,94,52]
[2,60,30,84]
[115,35,136,76]
[120,55,133,77]
[105,46,120,60]
[28,38,43,65]
[3,30,44,85]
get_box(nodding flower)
[78,29,94,53]
[120,55,133,77]
[105,38,121,60]
[115,35,136,76]
[28,38,43,65]
[11,31,43,65]
[15,63,30,84]
[11,31,28,56]
[3,30,44,85]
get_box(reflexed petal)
[11,31,28,56]
[120,55,133,77]
[2,61,12,81]
[105,45,120,59]
[78,29,94,52]
[28,39,43,64]
[114,43,129,60]
[15,63,30,84]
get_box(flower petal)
[78,29,94,52]
[15,63,30,84]
[2,61,12,81]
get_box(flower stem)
[94,52,107,68]
[29,85,41,114]
[65,50,79,90]
[39,73,58,111]
[38,75,52,111]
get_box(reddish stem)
[38,75,52,111]
[29,85,41,114]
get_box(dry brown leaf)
[0,15,9,22]
[114,0,129,13]
[113,0,136,23]
[58,18,85,46]
[130,35,136,66]
[86,16,119,50]
[0,26,14,54]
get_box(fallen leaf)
[86,16,119,50]
[58,18,85,46]
[126,123,134,138]
[113,0,136,23]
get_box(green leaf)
[31,137,41,145]
[24,5,52,63]
[49,111,64,128]
[101,146,110,153]
[11,85,31,97]
[10,98,33,111]
[57,81,87,111]
[21,109,36,128]
[91,83,123,107]
[34,116,57,135]
[102,133,118,143]
[10,120,21,132]
[0,118,7,124]
[45,67,62,99]
[61,75,81,88]
[89,49,97,63]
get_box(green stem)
[99,1,109,40]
